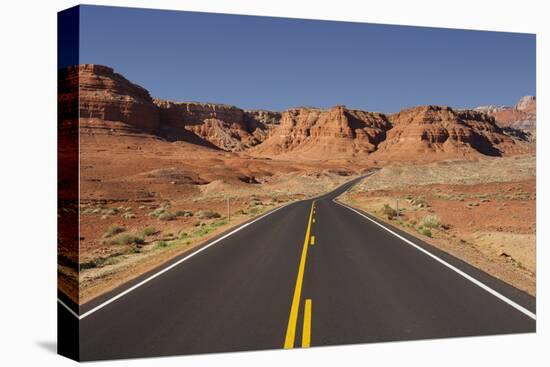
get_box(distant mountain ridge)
[474,96,536,132]
[59,64,534,161]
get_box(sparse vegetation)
[247,206,264,216]
[211,219,228,228]
[419,215,440,229]
[141,226,158,236]
[155,240,169,248]
[175,210,193,217]
[381,204,397,219]
[108,233,145,246]
[193,226,213,237]
[197,210,221,219]
[419,227,432,237]
[409,197,429,208]
[121,212,136,219]
[103,225,125,238]
[93,256,120,267]
[149,207,168,217]
[158,211,176,221]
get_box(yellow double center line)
[284,200,315,349]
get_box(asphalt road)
[59,175,536,361]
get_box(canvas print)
[57,5,536,361]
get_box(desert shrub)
[193,226,212,237]
[155,240,169,248]
[121,212,136,219]
[410,197,429,208]
[381,204,397,219]
[103,225,126,238]
[141,226,158,236]
[419,215,440,229]
[93,256,119,267]
[109,234,144,246]
[420,228,432,237]
[179,231,189,240]
[197,210,221,219]
[249,198,263,206]
[211,219,228,228]
[247,206,264,216]
[149,207,167,217]
[175,210,193,217]
[158,212,176,221]
[105,208,119,215]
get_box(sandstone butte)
[59,64,534,162]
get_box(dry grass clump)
[103,225,125,238]
[197,210,221,219]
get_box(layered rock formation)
[243,110,282,143]
[251,106,391,158]
[153,101,281,151]
[475,96,536,132]
[63,64,532,161]
[154,100,251,150]
[73,64,282,150]
[78,64,160,133]
[373,105,527,161]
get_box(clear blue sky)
[74,5,536,112]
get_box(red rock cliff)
[78,64,160,133]
[153,100,281,151]
[373,105,528,161]
[252,105,391,158]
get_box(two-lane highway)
[59,175,535,361]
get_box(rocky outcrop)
[516,96,536,114]
[474,96,536,132]
[70,64,282,150]
[252,105,391,158]
[153,101,281,151]
[78,64,160,133]
[243,110,282,142]
[154,100,250,150]
[373,105,528,161]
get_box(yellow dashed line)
[284,201,315,349]
[302,299,312,348]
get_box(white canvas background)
[0,0,547,365]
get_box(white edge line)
[58,202,291,320]
[58,298,80,319]
[334,200,536,321]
